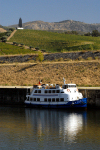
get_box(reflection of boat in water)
[25,78,87,109]
[25,109,87,142]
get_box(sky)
[0,0,100,26]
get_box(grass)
[8,29,100,53]
[0,42,36,55]
[0,61,100,86]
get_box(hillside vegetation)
[0,29,100,87]
[0,42,36,55]
[8,29,100,53]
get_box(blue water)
[0,107,100,150]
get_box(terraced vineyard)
[0,42,36,55]
[8,29,100,53]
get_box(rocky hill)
[0,28,6,33]
[8,20,100,33]
[0,25,7,33]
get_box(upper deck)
[33,84,61,90]
[33,83,77,90]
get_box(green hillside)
[0,42,36,55]
[8,29,100,53]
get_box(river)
[0,107,100,150]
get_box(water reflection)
[25,109,87,143]
[1,107,100,149]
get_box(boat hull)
[25,98,87,109]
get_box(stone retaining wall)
[0,87,100,108]
[0,51,100,63]
[79,89,100,108]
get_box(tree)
[18,18,22,27]
[84,32,91,36]
[9,28,15,32]
[1,36,7,42]
[92,30,99,37]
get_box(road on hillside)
[7,30,17,41]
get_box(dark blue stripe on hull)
[25,98,87,109]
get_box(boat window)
[30,98,32,101]
[61,91,64,93]
[34,90,37,93]
[38,90,41,93]
[68,85,76,88]
[33,98,36,101]
[48,98,51,102]
[62,85,68,89]
[52,98,55,102]
[52,90,55,93]
[45,90,47,93]
[37,98,40,101]
[56,98,59,102]
[44,98,47,102]
[56,90,60,93]
[60,98,64,101]
[27,97,29,101]
[49,90,51,93]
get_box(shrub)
[35,47,39,50]
[6,32,11,37]
[61,49,66,53]
[36,51,44,62]
[28,60,35,63]
[21,43,24,47]
[41,49,46,52]
[86,57,93,60]
[1,36,7,42]
[21,43,24,46]
[54,58,58,62]
[3,39,7,43]
[58,57,63,61]
[65,58,72,61]
[78,46,83,50]
[16,42,19,46]
[13,42,17,45]
[30,46,33,50]
[84,32,91,36]
[0,32,7,38]
[95,56,99,60]
[9,28,15,32]
[78,56,84,61]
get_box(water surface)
[0,107,100,150]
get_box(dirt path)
[7,30,17,41]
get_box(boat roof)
[65,83,76,85]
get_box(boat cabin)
[62,84,76,89]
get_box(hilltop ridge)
[8,20,100,33]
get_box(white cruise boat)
[25,78,87,109]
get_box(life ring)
[67,89,70,92]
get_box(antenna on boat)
[63,77,66,84]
